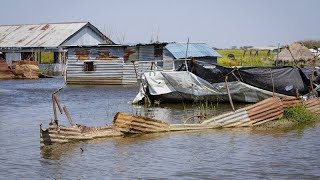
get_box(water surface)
[0,78,319,179]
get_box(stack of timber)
[0,60,13,79]
[0,60,39,79]
[12,60,39,79]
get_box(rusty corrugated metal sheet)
[303,98,320,114]
[0,22,112,48]
[41,97,320,146]
[40,124,122,146]
[113,98,285,134]
[281,97,301,108]
[113,112,170,133]
[202,97,284,127]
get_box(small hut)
[275,43,315,65]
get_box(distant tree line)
[296,40,320,49]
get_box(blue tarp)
[165,43,221,59]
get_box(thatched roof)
[274,43,315,62]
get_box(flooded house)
[65,44,138,85]
[0,21,113,76]
[65,42,221,85]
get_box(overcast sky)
[0,0,319,48]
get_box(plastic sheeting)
[133,71,289,103]
[190,61,311,96]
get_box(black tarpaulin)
[189,60,310,96]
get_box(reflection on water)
[134,102,248,124]
[1,78,320,179]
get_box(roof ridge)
[0,21,89,27]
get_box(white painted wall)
[61,26,105,46]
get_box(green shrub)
[283,104,315,124]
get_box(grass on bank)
[256,104,315,128]
[216,49,275,67]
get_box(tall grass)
[216,49,275,67]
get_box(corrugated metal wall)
[138,45,155,61]
[65,45,184,85]
[65,59,158,85]
[68,46,125,60]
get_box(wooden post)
[310,72,314,95]
[63,105,74,126]
[287,46,297,66]
[276,43,280,66]
[185,38,189,71]
[225,76,235,111]
[270,68,275,97]
[53,94,63,114]
[51,87,63,124]
[131,60,138,80]
[52,95,58,123]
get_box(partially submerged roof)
[0,22,113,48]
[275,43,315,61]
[165,43,221,59]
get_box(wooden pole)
[52,95,58,123]
[51,87,63,124]
[185,38,189,71]
[131,60,138,80]
[276,43,280,66]
[225,76,235,111]
[270,68,275,97]
[63,105,74,126]
[53,95,63,114]
[310,72,314,95]
[287,46,297,66]
[249,50,252,66]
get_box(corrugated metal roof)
[165,43,221,59]
[0,22,110,48]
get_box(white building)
[0,22,113,66]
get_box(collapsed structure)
[133,60,317,104]
[40,88,320,146]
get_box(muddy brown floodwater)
[0,78,319,179]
